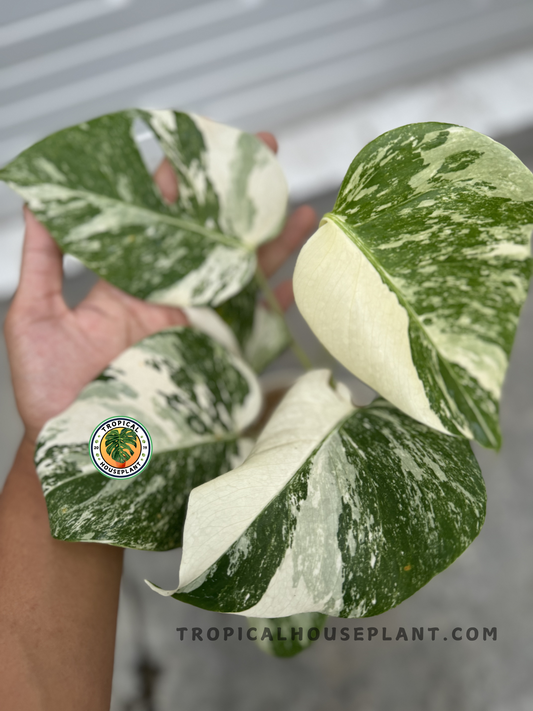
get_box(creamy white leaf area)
[192,113,288,247]
[239,428,354,618]
[150,370,354,596]
[183,306,241,356]
[293,219,448,434]
[37,329,260,461]
[243,302,291,374]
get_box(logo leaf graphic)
[104,428,138,464]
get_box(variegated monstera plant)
[1,110,532,658]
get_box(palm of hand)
[4,138,316,445]
[5,249,189,443]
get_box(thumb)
[15,208,65,315]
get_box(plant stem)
[254,265,313,371]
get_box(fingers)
[153,159,178,203]
[154,132,277,204]
[256,132,278,154]
[258,205,317,278]
[14,208,65,315]
[79,279,188,345]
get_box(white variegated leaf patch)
[0,109,288,307]
[35,328,262,551]
[294,122,533,449]
[147,370,485,617]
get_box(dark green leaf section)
[335,402,484,617]
[0,110,286,307]
[216,278,258,348]
[216,277,291,373]
[330,122,533,448]
[34,327,261,550]
[173,399,485,617]
[43,440,241,550]
[248,613,328,657]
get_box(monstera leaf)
[184,276,292,374]
[0,109,288,307]
[147,370,485,617]
[294,123,533,449]
[104,427,137,464]
[216,277,291,373]
[34,328,262,550]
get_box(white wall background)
[2,0,533,297]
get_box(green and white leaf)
[0,109,288,307]
[147,370,485,617]
[294,122,533,449]
[249,612,327,657]
[242,302,292,373]
[34,327,262,551]
[184,276,291,374]
[215,277,291,373]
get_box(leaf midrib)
[324,212,497,447]
[3,177,250,252]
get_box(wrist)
[20,431,37,454]
[2,435,39,497]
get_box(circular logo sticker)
[89,417,152,479]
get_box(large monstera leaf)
[0,109,288,307]
[294,123,533,449]
[34,328,262,550]
[147,370,485,617]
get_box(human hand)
[3,132,317,445]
